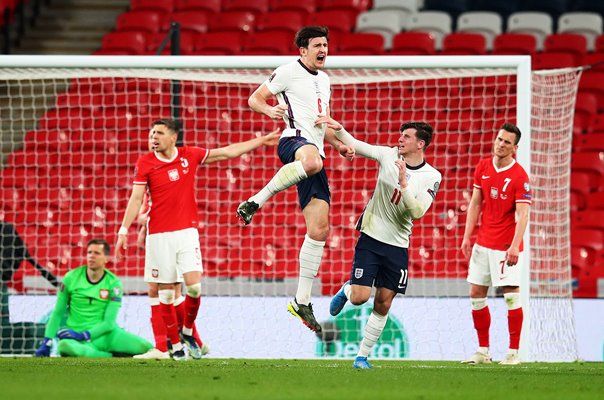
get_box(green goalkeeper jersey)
[44,266,123,340]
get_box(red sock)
[159,302,180,346]
[150,304,168,352]
[472,306,491,348]
[176,298,203,346]
[175,300,185,328]
[183,295,200,330]
[192,325,203,347]
[508,307,524,350]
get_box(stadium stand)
[1,0,603,300]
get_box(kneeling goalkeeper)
[35,239,152,358]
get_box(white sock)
[344,283,352,300]
[478,346,490,355]
[295,234,325,305]
[358,311,388,358]
[250,161,307,207]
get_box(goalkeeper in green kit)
[34,239,152,357]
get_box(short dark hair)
[400,122,434,148]
[153,118,180,134]
[294,26,329,48]
[87,239,110,256]
[500,122,521,144]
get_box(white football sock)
[295,234,325,305]
[344,283,352,299]
[358,310,388,358]
[250,161,307,207]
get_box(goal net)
[0,56,578,361]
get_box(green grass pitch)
[1,358,602,400]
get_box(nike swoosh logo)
[482,175,490,179]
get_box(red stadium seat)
[131,0,174,13]
[305,10,355,34]
[574,92,598,134]
[222,0,269,13]
[174,0,220,13]
[254,11,304,35]
[318,0,369,13]
[492,33,536,55]
[116,11,165,33]
[208,11,255,33]
[586,191,604,210]
[269,0,316,15]
[571,151,604,191]
[194,32,243,55]
[23,129,69,152]
[573,210,604,231]
[571,228,604,252]
[543,33,587,66]
[441,32,486,55]
[337,33,384,55]
[101,31,146,54]
[532,52,576,70]
[243,31,296,55]
[390,32,436,55]
[169,11,209,33]
[579,72,604,113]
[571,171,593,199]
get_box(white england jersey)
[356,145,442,248]
[264,59,331,157]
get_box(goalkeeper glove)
[57,329,91,341]
[35,337,53,357]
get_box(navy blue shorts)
[350,233,409,294]
[277,136,330,210]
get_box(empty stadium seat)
[372,0,419,19]
[317,0,369,13]
[269,0,316,15]
[441,32,486,55]
[507,12,553,50]
[390,31,436,55]
[337,32,384,55]
[574,92,598,130]
[254,11,304,34]
[578,72,604,113]
[574,210,604,231]
[222,0,269,13]
[355,10,402,50]
[456,11,502,50]
[574,133,604,153]
[406,11,452,50]
[543,33,587,66]
[532,52,576,70]
[492,33,537,55]
[174,0,220,13]
[100,31,146,54]
[169,11,209,33]
[147,31,197,55]
[116,11,164,33]
[131,0,174,13]
[306,10,355,34]
[208,11,255,33]
[243,31,295,54]
[571,151,604,191]
[586,192,604,210]
[558,12,603,51]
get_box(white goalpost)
[0,55,577,361]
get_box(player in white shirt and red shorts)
[318,116,442,369]
[116,118,279,360]
[460,123,532,365]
